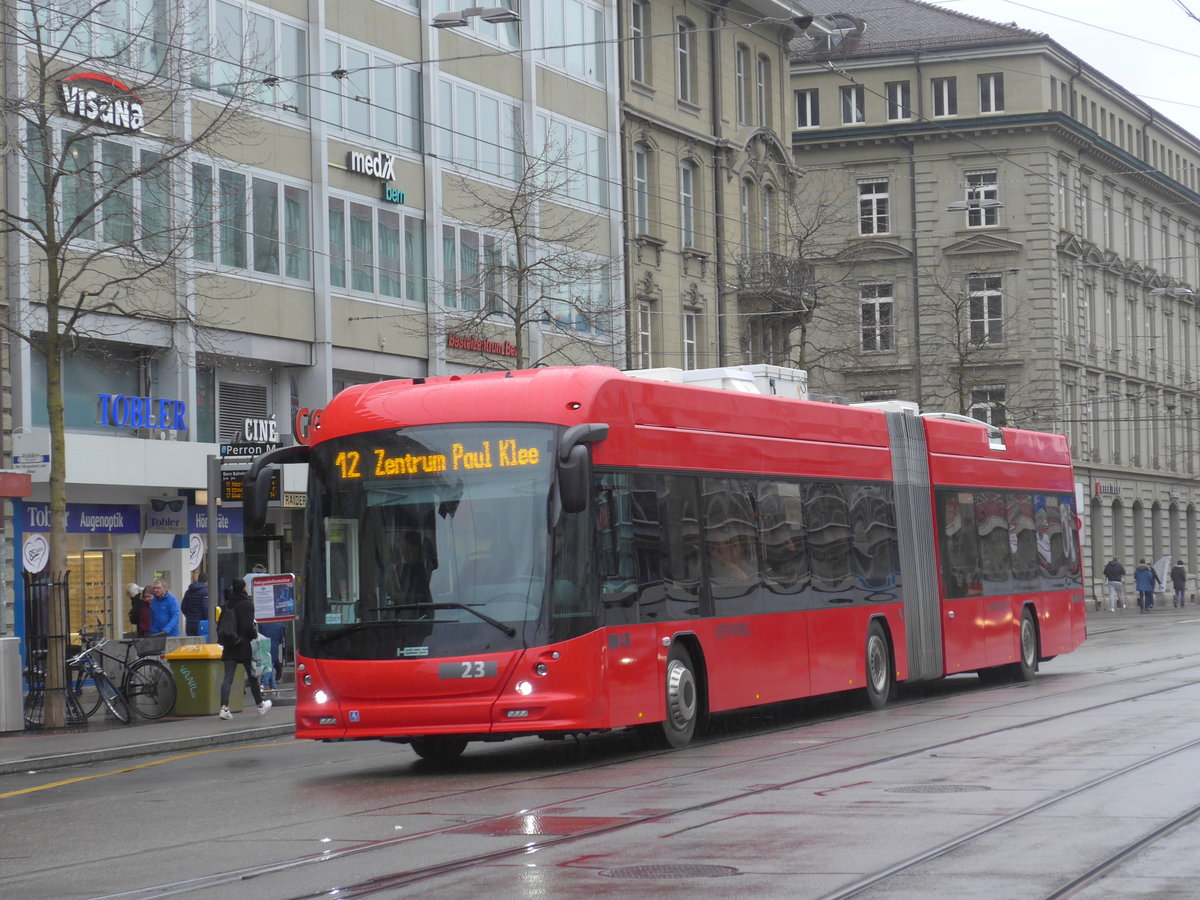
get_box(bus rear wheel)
[409,737,468,762]
[864,621,893,710]
[1010,609,1038,682]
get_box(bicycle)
[69,628,177,721]
[68,634,131,724]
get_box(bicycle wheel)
[125,659,176,719]
[70,662,104,719]
[96,674,131,724]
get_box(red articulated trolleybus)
[243,365,1086,761]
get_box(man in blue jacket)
[149,579,181,636]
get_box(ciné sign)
[60,72,146,131]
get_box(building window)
[979,73,1004,113]
[932,77,957,117]
[630,0,649,84]
[795,88,819,128]
[536,113,610,207]
[885,81,911,121]
[325,40,421,151]
[632,144,651,234]
[539,0,606,84]
[970,385,1007,427]
[438,79,522,179]
[440,223,507,311]
[204,1,308,116]
[762,186,774,252]
[735,45,751,124]
[193,162,311,282]
[860,282,894,352]
[680,160,697,247]
[676,19,696,104]
[969,275,1004,345]
[756,55,771,127]
[740,179,754,252]
[636,300,653,368]
[965,170,999,227]
[840,84,865,124]
[328,197,423,302]
[858,179,889,235]
[683,311,698,369]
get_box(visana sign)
[347,149,396,181]
[60,72,146,132]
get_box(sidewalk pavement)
[0,684,296,777]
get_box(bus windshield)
[302,423,557,660]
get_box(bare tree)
[437,130,620,370]
[730,167,872,393]
[1,0,269,726]
[918,266,1035,423]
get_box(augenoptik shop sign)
[59,72,146,132]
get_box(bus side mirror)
[557,423,609,514]
[243,445,311,532]
[559,444,591,514]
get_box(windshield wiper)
[382,602,517,637]
[312,620,393,647]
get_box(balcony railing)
[734,253,812,307]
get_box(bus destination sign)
[335,439,542,480]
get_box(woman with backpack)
[216,578,272,720]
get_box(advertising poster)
[245,573,296,622]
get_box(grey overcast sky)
[931,0,1200,139]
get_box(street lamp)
[432,6,521,28]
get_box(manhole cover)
[599,864,739,879]
[885,784,991,793]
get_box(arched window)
[740,179,754,253]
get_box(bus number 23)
[439,661,497,679]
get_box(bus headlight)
[514,680,534,696]
[313,689,330,704]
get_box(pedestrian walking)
[216,578,272,720]
[1134,559,1161,612]
[1170,561,1188,608]
[180,573,209,637]
[149,579,181,636]
[1102,556,1126,612]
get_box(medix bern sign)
[60,73,146,131]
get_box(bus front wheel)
[657,643,699,749]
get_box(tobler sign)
[60,72,146,131]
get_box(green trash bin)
[165,644,244,715]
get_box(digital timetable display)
[334,437,544,480]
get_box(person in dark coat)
[126,583,151,637]
[180,573,209,637]
[1170,561,1188,608]
[217,579,271,720]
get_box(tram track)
[81,650,1200,900]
